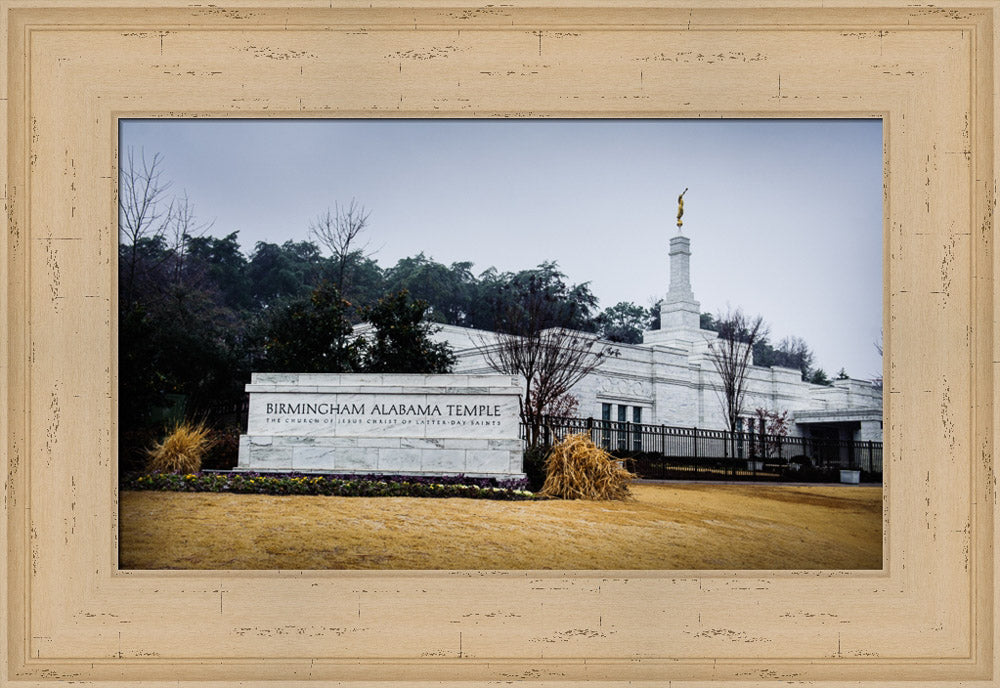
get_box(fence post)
[692,427,698,476]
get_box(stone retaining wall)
[237,373,526,479]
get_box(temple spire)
[660,189,700,331]
[667,234,694,303]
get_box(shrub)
[146,420,214,474]
[522,446,549,492]
[202,425,241,470]
[121,471,537,501]
[539,432,635,500]
[120,426,159,473]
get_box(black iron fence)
[527,416,882,483]
[206,397,250,429]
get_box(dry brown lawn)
[119,482,882,570]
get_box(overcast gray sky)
[120,118,883,379]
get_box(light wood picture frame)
[1,1,994,685]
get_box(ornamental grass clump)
[146,420,214,474]
[539,432,635,501]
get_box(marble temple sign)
[237,373,526,479]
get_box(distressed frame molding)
[1,1,996,685]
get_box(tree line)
[117,152,616,460]
[119,150,839,463]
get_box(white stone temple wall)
[425,227,882,442]
[439,327,879,438]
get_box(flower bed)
[120,471,536,501]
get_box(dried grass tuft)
[539,432,635,501]
[146,420,214,474]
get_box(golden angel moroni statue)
[676,188,688,229]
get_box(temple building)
[430,226,883,444]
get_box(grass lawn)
[118,482,882,570]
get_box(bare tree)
[476,274,617,448]
[165,190,215,291]
[707,308,768,434]
[119,148,174,307]
[481,327,617,448]
[308,198,372,293]
[753,407,790,459]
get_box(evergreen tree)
[361,290,455,373]
[595,301,648,344]
[808,368,833,386]
[247,240,326,308]
[383,253,476,326]
[260,281,363,373]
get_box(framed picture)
[114,116,885,572]
[1,2,993,685]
